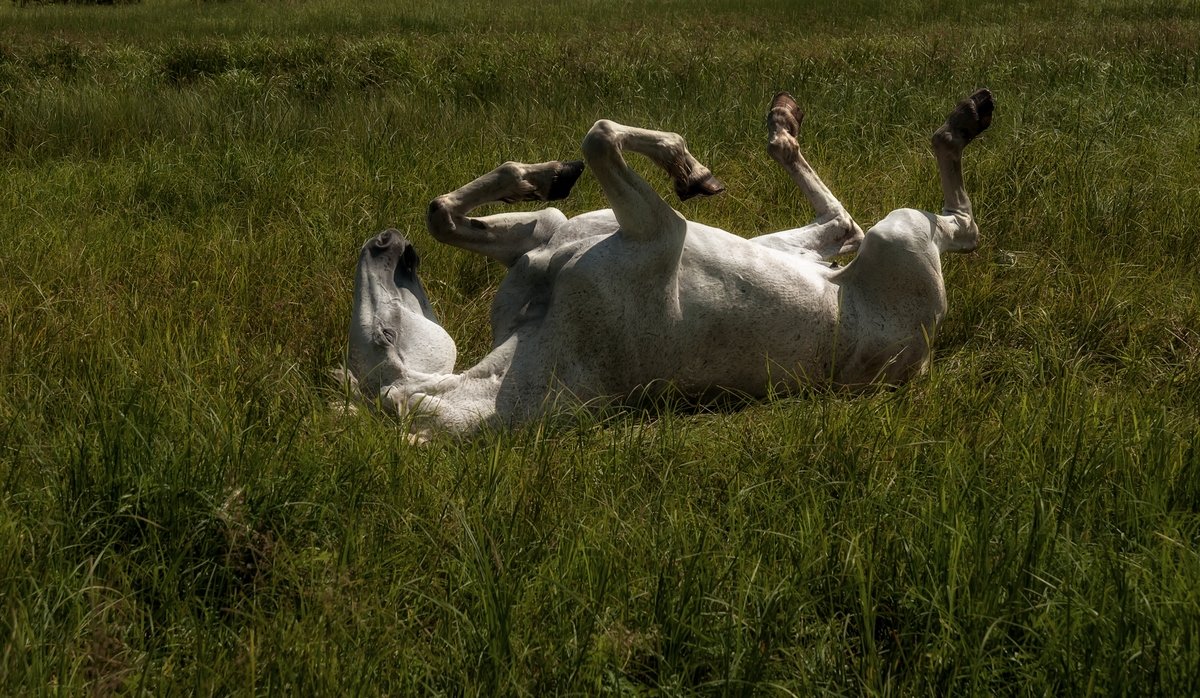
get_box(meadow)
[2,0,1199,693]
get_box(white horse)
[347,89,993,436]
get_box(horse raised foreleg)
[580,119,723,243]
[427,160,585,266]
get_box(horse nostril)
[402,242,419,270]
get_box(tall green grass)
[2,0,1199,693]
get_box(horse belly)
[538,219,839,399]
[667,276,838,395]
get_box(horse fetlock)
[766,131,800,164]
[426,197,457,239]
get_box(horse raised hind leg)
[825,89,993,384]
[752,92,865,261]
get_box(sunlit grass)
[1,0,1199,693]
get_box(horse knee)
[581,119,619,161]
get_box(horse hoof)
[547,160,585,201]
[767,91,805,139]
[676,172,726,201]
[935,88,993,150]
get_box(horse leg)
[929,88,992,252]
[580,119,723,244]
[830,89,994,384]
[378,332,529,437]
[853,88,994,259]
[752,92,864,260]
[427,159,585,266]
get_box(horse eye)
[380,328,397,344]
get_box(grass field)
[2,0,1200,693]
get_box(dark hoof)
[767,91,805,139]
[937,88,994,147]
[675,172,726,201]
[547,160,585,201]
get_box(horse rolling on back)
[347,89,994,437]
